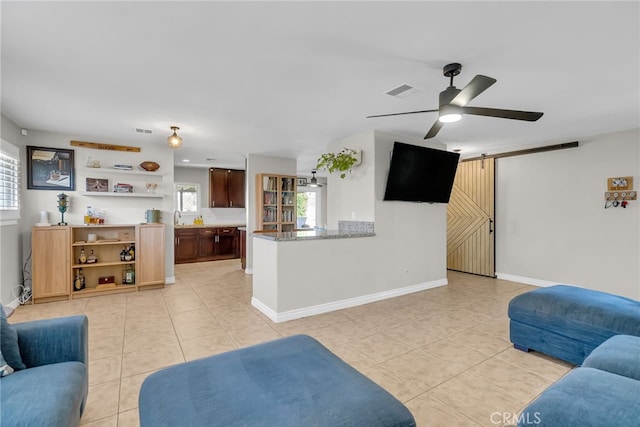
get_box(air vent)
[384,83,420,99]
[135,128,153,134]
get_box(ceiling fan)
[367,63,544,139]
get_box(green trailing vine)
[316,148,359,179]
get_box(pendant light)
[167,126,183,149]
[308,170,323,187]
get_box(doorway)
[447,158,495,277]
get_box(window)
[297,187,323,229]
[0,139,20,224]
[175,183,199,213]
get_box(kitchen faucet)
[174,210,181,226]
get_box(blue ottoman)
[517,367,640,427]
[508,285,640,365]
[139,335,416,427]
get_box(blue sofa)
[518,335,640,426]
[0,313,89,427]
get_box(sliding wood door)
[447,158,495,276]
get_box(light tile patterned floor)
[10,261,573,427]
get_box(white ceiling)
[2,1,639,174]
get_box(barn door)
[447,157,495,276]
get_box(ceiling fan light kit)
[167,126,183,149]
[367,62,544,139]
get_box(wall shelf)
[82,167,165,177]
[79,192,165,198]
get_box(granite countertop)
[175,224,245,229]
[252,229,375,241]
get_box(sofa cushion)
[0,361,87,427]
[518,367,640,427]
[0,306,25,370]
[139,334,416,427]
[582,334,640,381]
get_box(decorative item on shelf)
[56,193,69,225]
[87,233,97,242]
[98,275,115,285]
[167,126,183,149]
[86,157,101,168]
[316,148,360,179]
[139,161,160,172]
[113,183,133,193]
[86,250,98,264]
[79,248,87,264]
[113,164,133,171]
[145,183,158,193]
[74,269,86,291]
[86,178,109,192]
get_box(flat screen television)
[383,142,460,203]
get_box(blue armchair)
[1,315,89,427]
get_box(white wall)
[496,128,640,299]
[0,115,24,307]
[174,166,246,225]
[10,127,176,285]
[326,131,375,227]
[326,130,450,291]
[245,153,296,272]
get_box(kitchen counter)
[175,223,245,229]
[253,229,375,241]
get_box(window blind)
[0,139,20,222]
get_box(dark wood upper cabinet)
[209,168,245,208]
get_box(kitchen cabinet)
[32,226,71,303]
[255,174,297,232]
[31,224,165,303]
[175,228,198,263]
[239,229,246,269]
[209,168,245,208]
[176,226,239,264]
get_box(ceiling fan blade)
[424,120,443,139]
[366,109,438,119]
[450,75,497,106]
[462,106,543,121]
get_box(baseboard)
[244,268,253,275]
[252,278,448,323]
[5,297,20,310]
[165,276,176,284]
[496,273,560,287]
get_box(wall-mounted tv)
[383,142,460,203]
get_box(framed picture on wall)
[27,146,76,190]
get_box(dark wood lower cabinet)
[175,229,198,263]
[176,227,239,264]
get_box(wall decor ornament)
[27,146,75,190]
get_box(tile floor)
[10,260,573,427]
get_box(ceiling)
[2,1,639,174]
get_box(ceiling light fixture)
[438,105,462,123]
[308,170,323,188]
[167,126,183,149]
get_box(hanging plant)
[316,148,359,179]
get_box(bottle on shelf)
[129,244,135,261]
[74,269,85,291]
[120,246,127,261]
[79,248,87,264]
[122,265,135,285]
[86,249,98,264]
